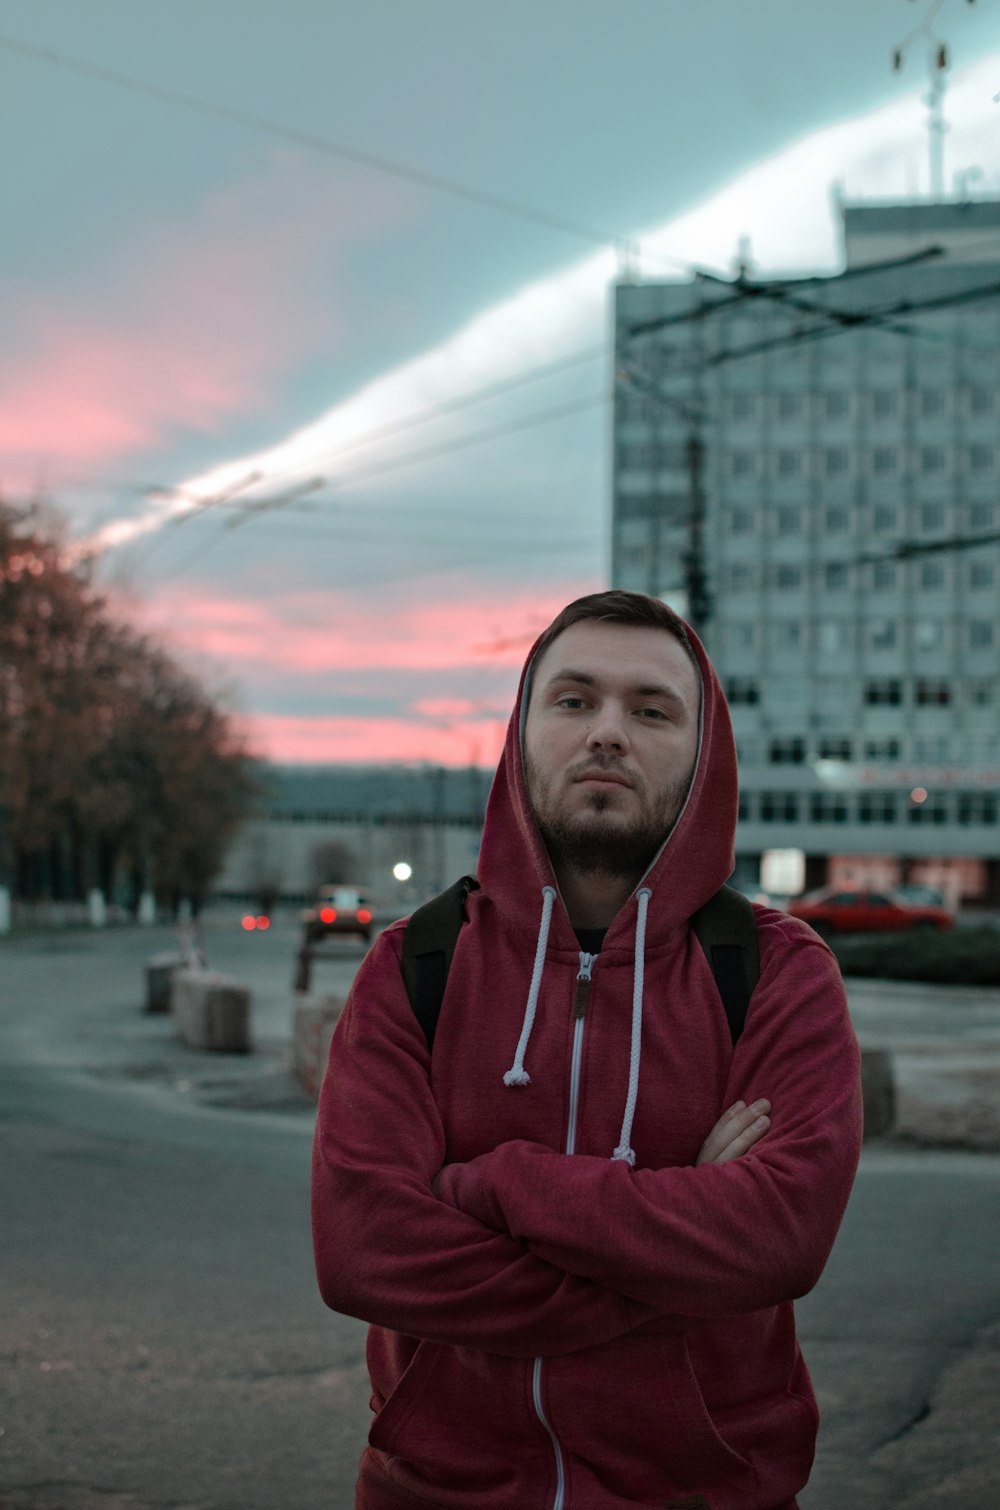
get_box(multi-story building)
[611,200,1000,907]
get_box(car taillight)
[320,907,337,923]
[256,915,270,930]
[357,908,372,924]
[241,915,257,931]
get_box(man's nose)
[586,706,630,753]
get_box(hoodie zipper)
[534,949,597,1510]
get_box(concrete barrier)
[172,968,252,1053]
[145,951,187,1014]
[292,994,345,1098]
[861,1047,895,1139]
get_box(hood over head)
[477,603,738,949]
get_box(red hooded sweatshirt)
[312,619,862,1510]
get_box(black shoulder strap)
[401,875,480,1053]
[691,884,761,1047]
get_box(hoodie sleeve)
[311,924,661,1357]
[434,929,862,1317]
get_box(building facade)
[612,200,1000,906]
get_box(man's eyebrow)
[544,669,688,705]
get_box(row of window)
[737,733,1000,765]
[725,499,995,535]
[617,386,1000,425]
[616,442,1000,479]
[719,557,996,591]
[725,675,995,709]
[738,791,998,826]
[720,617,997,653]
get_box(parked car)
[303,884,374,943]
[788,887,954,938]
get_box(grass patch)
[829,927,1000,985]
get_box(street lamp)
[393,862,412,882]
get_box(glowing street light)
[393,861,413,882]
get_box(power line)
[0,31,699,270]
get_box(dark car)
[303,885,374,943]
[788,887,953,938]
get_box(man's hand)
[695,1099,771,1166]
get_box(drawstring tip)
[611,1144,636,1167]
[503,1067,531,1087]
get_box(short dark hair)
[532,590,698,670]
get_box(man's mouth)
[573,770,634,790]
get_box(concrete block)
[861,1047,896,1139]
[173,968,252,1053]
[145,951,186,1015]
[292,994,345,1098]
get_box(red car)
[302,885,374,943]
[788,888,953,938]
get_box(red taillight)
[256,915,270,930]
[241,915,256,931]
[356,908,372,924]
[320,906,337,923]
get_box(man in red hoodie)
[312,590,862,1510]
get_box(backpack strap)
[401,875,480,1053]
[691,884,761,1047]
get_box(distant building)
[612,199,1000,907]
[213,763,491,910]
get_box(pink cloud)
[127,579,584,676]
[0,152,409,469]
[240,712,510,767]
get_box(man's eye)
[556,696,587,709]
[637,707,669,720]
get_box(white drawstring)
[503,886,557,1087]
[611,887,652,1166]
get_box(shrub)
[829,927,1000,985]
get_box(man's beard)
[527,760,693,880]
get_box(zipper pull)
[574,951,596,1019]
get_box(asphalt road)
[2,919,998,1509]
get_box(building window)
[760,793,799,821]
[659,445,688,472]
[919,560,945,590]
[969,620,994,650]
[728,505,755,533]
[872,560,898,590]
[865,678,902,706]
[772,620,803,649]
[824,505,849,533]
[871,448,898,477]
[919,502,946,530]
[968,561,994,589]
[726,677,760,705]
[957,794,998,826]
[775,392,803,421]
[915,679,951,706]
[967,387,994,416]
[863,737,901,760]
[776,449,802,477]
[730,449,757,479]
[737,794,750,822]
[919,447,946,475]
[871,390,898,419]
[817,620,849,653]
[725,622,757,651]
[617,442,657,471]
[818,736,853,760]
[723,563,754,592]
[920,389,946,417]
[768,737,806,765]
[868,619,897,650]
[824,447,850,477]
[968,679,993,706]
[908,795,949,825]
[775,504,802,534]
[810,794,849,822]
[913,620,945,651]
[858,794,897,824]
[873,504,898,533]
[968,502,994,529]
[773,564,802,590]
[824,562,848,590]
[823,391,850,420]
[968,445,994,474]
[728,393,757,421]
